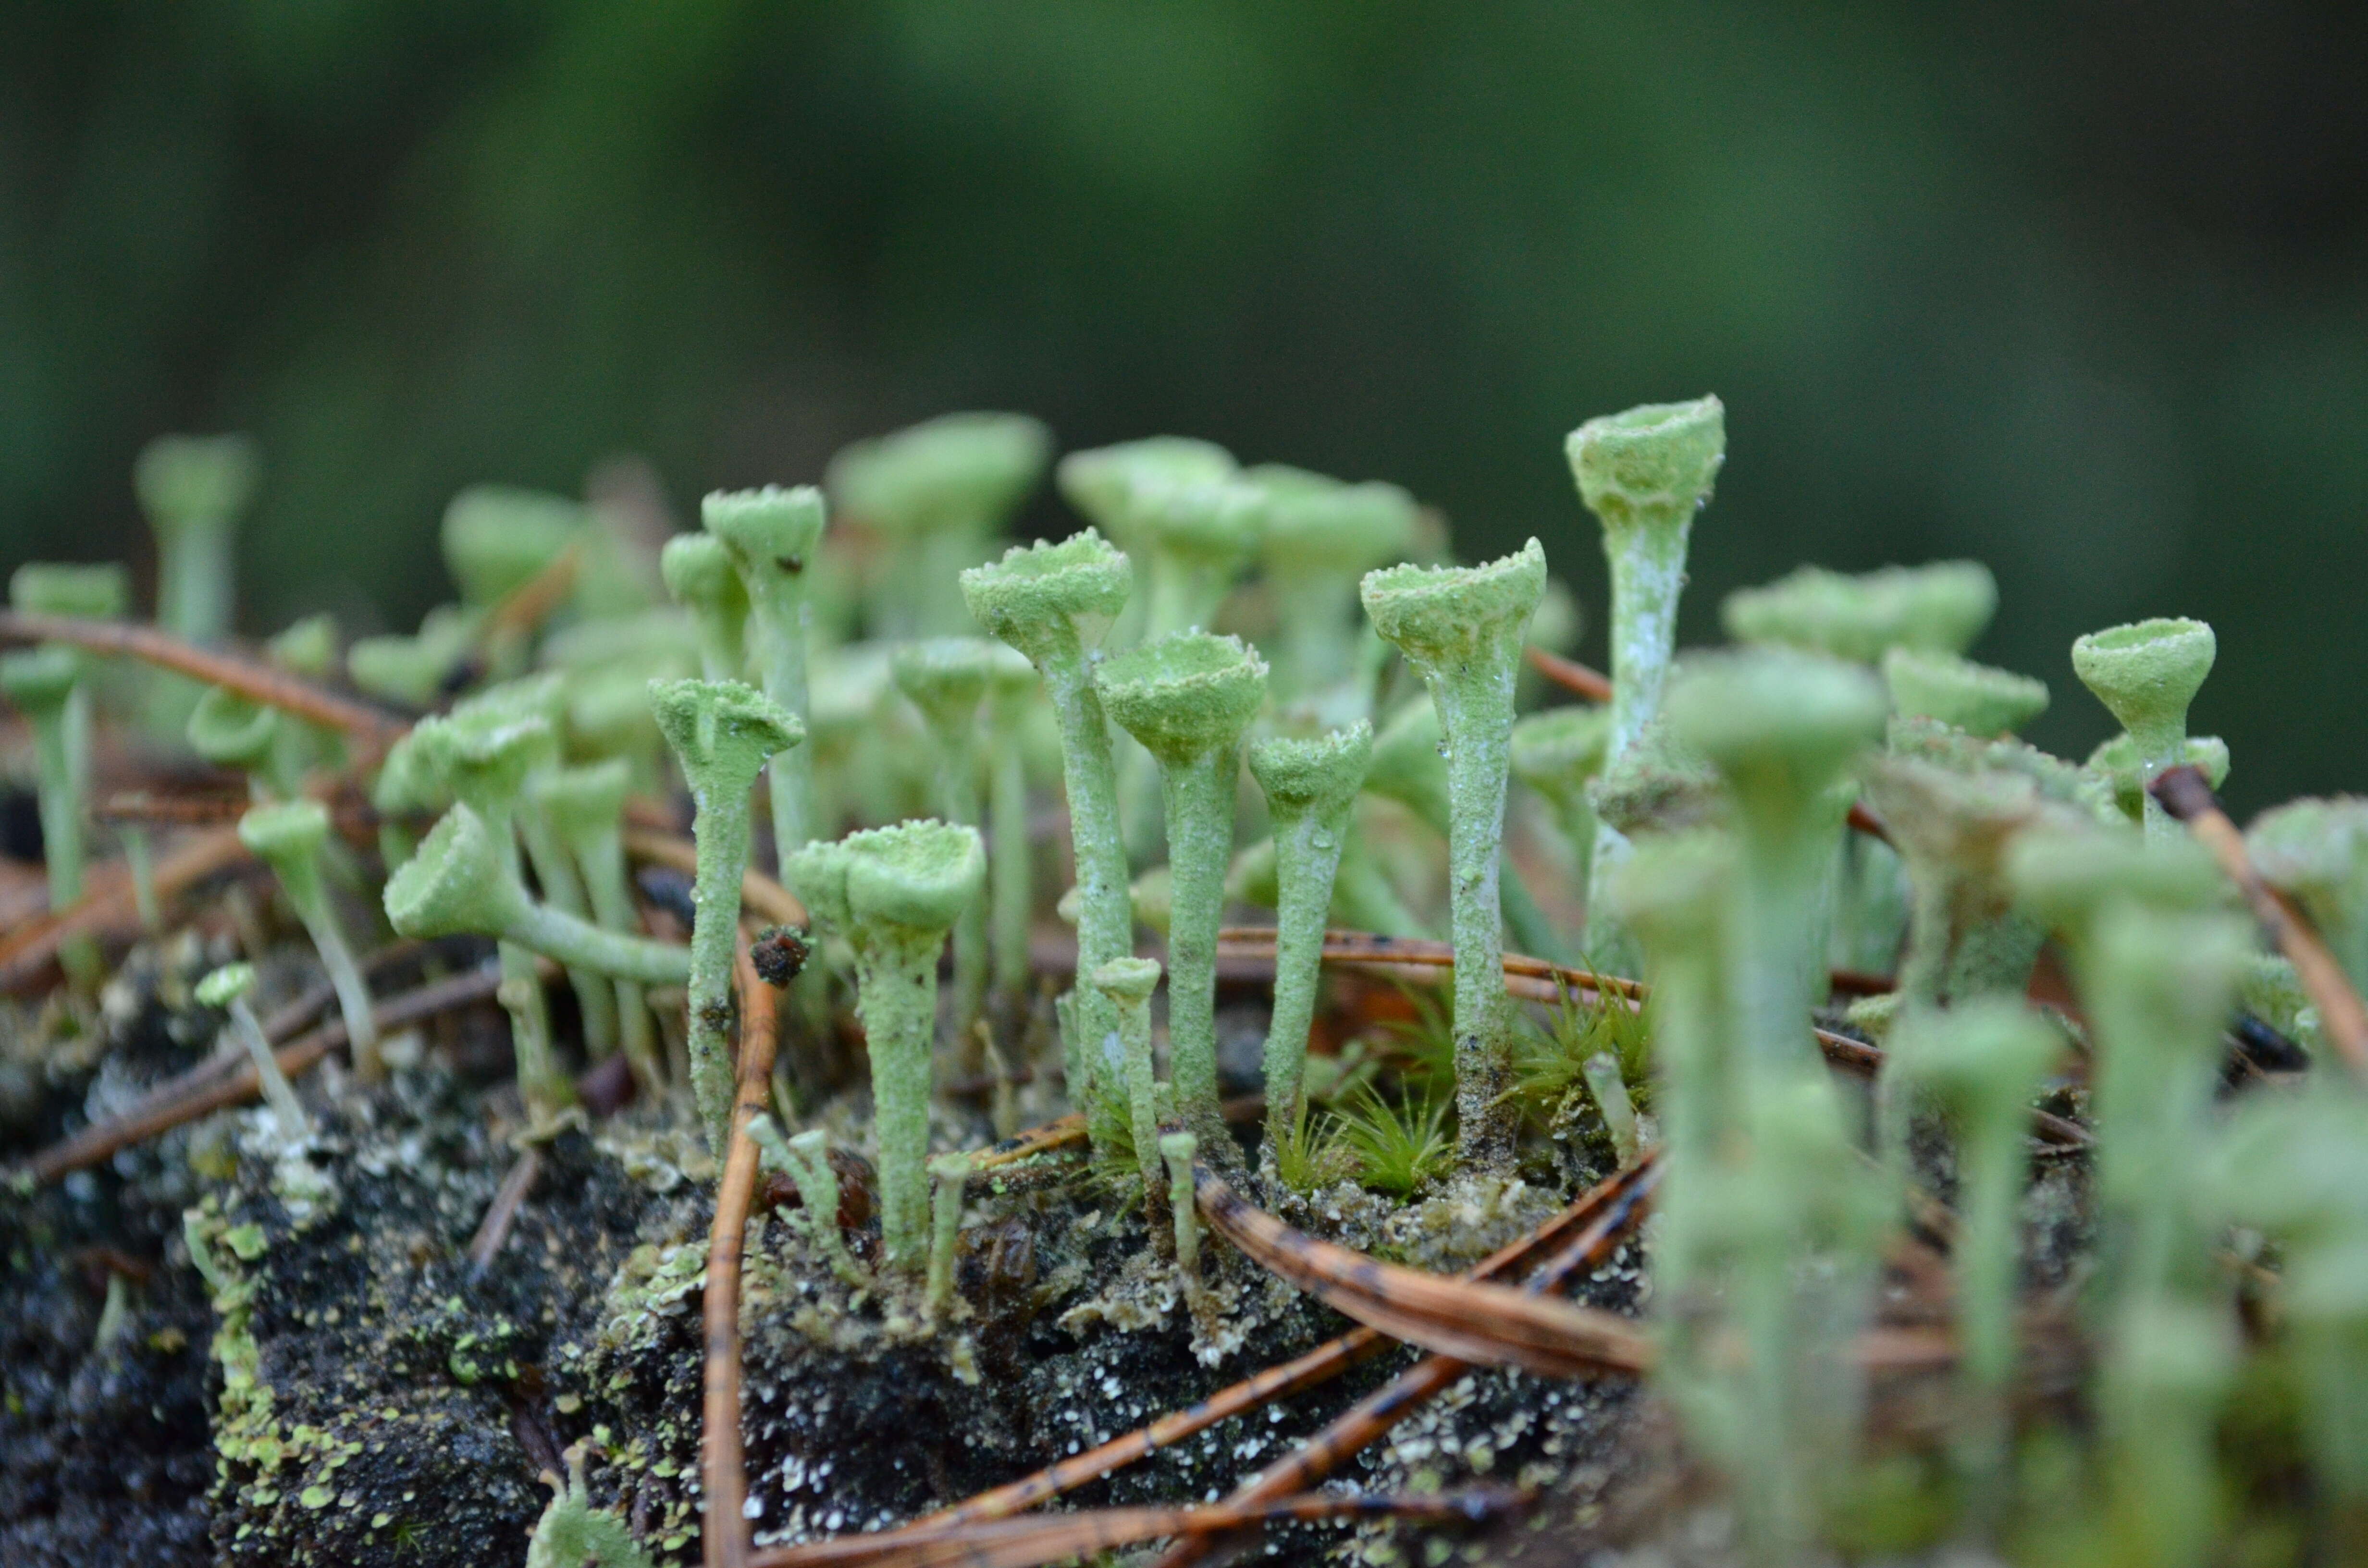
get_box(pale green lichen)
[704,485,828,872]
[960,530,1134,1117]
[1096,631,1267,1143]
[1360,540,1547,1169]
[658,532,750,684]
[1089,955,1165,1202]
[2070,616,2216,839]
[649,678,804,1153]
[1566,396,1726,973]
[893,636,999,1038]
[787,819,983,1268]
[1881,646,2049,739]
[1246,721,1372,1139]
[1722,561,1997,664]
[828,411,1051,638]
[239,799,382,1079]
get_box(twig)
[12,961,509,1183]
[744,1488,1521,1568]
[467,1149,543,1279]
[0,826,249,990]
[1189,1163,1655,1377]
[0,609,405,742]
[1523,647,1612,702]
[477,541,581,652]
[704,936,785,1568]
[971,1113,1087,1171]
[1154,1161,1659,1568]
[625,826,806,929]
[2153,763,2368,1082]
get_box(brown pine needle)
[1189,1163,1656,1378]
[2153,763,2368,1082]
[705,934,786,1568]
[1153,1160,1660,1568]
[1524,646,1612,702]
[744,1488,1522,1568]
[467,1148,543,1279]
[0,609,405,742]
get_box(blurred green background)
[5,1,2365,811]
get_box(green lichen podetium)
[1245,466,1417,714]
[2070,616,2217,839]
[1881,647,2049,740]
[925,1151,973,1324]
[2210,1093,2368,1507]
[1566,396,1726,975]
[2248,796,2368,996]
[188,685,296,799]
[1883,999,2060,1509]
[983,644,1040,1001]
[787,820,984,1269]
[134,432,256,646]
[1360,538,1548,1169]
[1665,648,1886,1080]
[1246,721,1372,1140]
[704,485,828,868]
[384,803,695,984]
[531,760,665,1096]
[1722,560,1997,665]
[1368,694,1568,964]
[238,799,382,1080]
[198,962,310,1143]
[659,532,751,684]
[1,647,103,990]
[827,411,1052,639]
[649,677,804,1155]
[1090,956,1165,1202]
[1122,476,1268,645]
[525,1445,653,1568]
[960,529,1134,1118]
[2084,901,2248,1568]
[1097,632,1268,1144]
[1056,436,1234,649]
[440,485,582,607]
[894,637,1000,1040]
[2088,731,2229,827]
[1509,704,1613,884]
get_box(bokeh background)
[5,1,2365,812]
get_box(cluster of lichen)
[14,390,2368,1568]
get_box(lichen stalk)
[926,1152,972,1323]
[238,800,382,1080]
[704,486,827,870]
[1246,723,1372,1140]
[650,679,805,1155]
[1092,957,1166,1202]
[985,649,1038,1001]
[1098,633,1268,1143]
[0,648,100,990]
[1566,396,1726,973]
[1360,541,1547,1168]
[786,821,983,1270]
[960,532,1134,1117]
[538,761,665,1096]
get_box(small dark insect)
[755,1143,876,1231]
[437,656,487,698]
[636,865,697,927]
[750,925,810,988]
[775,554,804,575]
[2232,1012,2310,1074]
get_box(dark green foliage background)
[5,2,2366,810]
